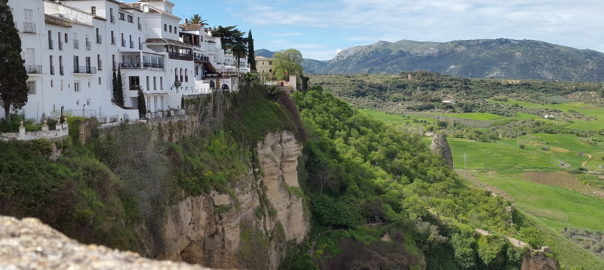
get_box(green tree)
[212,25,244,50]
[0,0,29,121]
[247,30,256,71]
[231,38,247,71]
[273,49,303,81]
[137,90,146,118]
[188,14,206,26]
[114,68,124,106]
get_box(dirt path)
[582,153,592,168]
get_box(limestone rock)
[521,247,560,270]
[159,131,309,270]
[430,133,453,168]
[0,216,210,270]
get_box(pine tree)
[137,90,146,118]
[248,30,256,71]
[0,0,29,122]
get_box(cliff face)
[159,131,308,269]
[521,248,560,270]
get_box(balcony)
[144,62,164,69]
[73,40,79,49]
[73,66,97,74]
[194,54,210,63]
[168,52,193,61]
[120,62,165,69]
[23,22,36,34]
[85,40,91,50]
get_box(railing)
[25,65,42,74]
[73,40,79,49]
[96,35,102,44]
[144,62,164,69]
[168,52,193,61]
[23,22,36,34]
[194,55,210,63]
[120,62,141,69]
[73,66,97,74]
[85,40,91,50]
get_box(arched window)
[185,69,188,82]
[221,84,229,91]
[174,68,178,82]
[209,81,215,89]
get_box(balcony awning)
[145,38,192,48]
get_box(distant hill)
[300,39,604,82]
[255,49,274,58]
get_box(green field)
[360,106,604,268]
[448,112,508,121]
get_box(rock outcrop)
[521,247,560,270]
[159,131,309,269]
[0,216,209,270]
[430,133,453,168]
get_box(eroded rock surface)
[159,131,309,270]
[430,133,453,168]
[0,216,208,270]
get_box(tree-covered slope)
[303,39,604,82]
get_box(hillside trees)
[273,49,304,80]
[0,0,29,121]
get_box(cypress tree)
[112,69,117,103]
[116,67,124,106]
[247,30,256,71]
[0,0,29,122]
[137,90,146,118]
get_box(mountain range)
[257,39,604,82]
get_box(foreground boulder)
[0,216,211,270]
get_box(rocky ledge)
[0,216,211,270]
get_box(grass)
[447,112,508,121]
[361,107,604,268]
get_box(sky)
[172,0,604,60]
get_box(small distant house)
[544,114,556,119]
[255,56,274,75]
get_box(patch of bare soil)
[523,171,604,198]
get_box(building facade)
[2,0,247,121]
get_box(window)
[146,76,149,90]
[153,77,157,90]
[169,25,172,33]
[137,17,141,30]
[57,32,63,50]
[97,54,102,70]
[60,80,64,91]
[91,6,96,15]
[74,81,80,92]
[121,33,125,47]
[24,9,32,22]
[111,31,115,44]
[24,48,35,64]
[110,8,114,23]
[129,76,140,90]
[49,55,54,75]
[48,30,53,49]
[98,77,102,85]
[59,56,63,75]
[73,56,79,73]
[185,68,188,82]
[129,35,133,48]
[64,33,68,43]
[96,28,101,44]
[160,77,163,90]
[51,80,54,88]
[119,12,125,21]
[127,15,133,23]
[112,54,115,70]
[164,24,167,31]
[27,81,36,95]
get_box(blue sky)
[172,0,604,60]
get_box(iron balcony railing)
[168,52,193,61]
[73,66,97,74]
[23,22,36,34]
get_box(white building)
[2,0,248,122]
